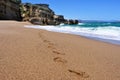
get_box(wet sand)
[0,21,120,80]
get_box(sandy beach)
[0,21,120,80]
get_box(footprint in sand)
[43,40,55,45]
[43,40,51,43]
[38,33,42,38]
[52,50,65,55]
[68,69,89,78]
[38,32,45,39]
[47,45,56,49]
[53,57,67,63]
[42,39,56,49]
[48,42,54,45]
[38,32,54,46]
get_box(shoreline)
[25,25,120,46]
[0,21,120,80]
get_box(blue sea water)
[25,22,120,45]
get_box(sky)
[22,0,120,20]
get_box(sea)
[25,22,120,45]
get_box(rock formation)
[65,19,79,25]
[0,0,78,25]
[20,3,66,25]
[0,0,21,20]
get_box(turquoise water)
[61,22,120,28]
[79,22,120,27]
[25,22,120,45]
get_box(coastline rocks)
[20,3,79,25]
[20,3,58,25]
[0,0,21,20]
[0,1,79,25]
[65,19,79,25]
[30,18,43,25]
[30,17,56,25]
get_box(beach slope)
[0,21,120,80]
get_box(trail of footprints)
[39,32,90,79]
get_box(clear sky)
[22,0,120,20]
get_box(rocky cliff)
[0,0,78,25]
[0,0,21,20]
[20,3,67,25]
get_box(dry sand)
[0,21,120,80]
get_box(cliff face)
[20,3,66,25]
[0,0,21,20]
[0,1,78,25]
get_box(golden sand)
[0,21,120,80]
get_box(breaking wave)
[25,22,120,45]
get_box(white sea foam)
[25,25,120,45]
[78,23,84,25]
[59,23,65,26]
